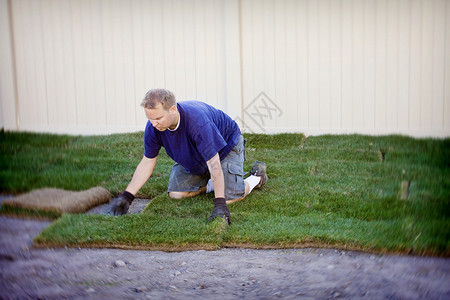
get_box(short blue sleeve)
[144,121,161,158]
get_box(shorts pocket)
[225,162,246,198]
[227,162,246,178]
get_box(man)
[111,89,267,224]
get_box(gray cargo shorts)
[167,135,246,200]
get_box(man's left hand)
[208,197,231,224]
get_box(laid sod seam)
[1,131,449,256]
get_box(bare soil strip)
[1,215,449,299]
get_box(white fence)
[1,0,449,137]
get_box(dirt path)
[0,215,449,299]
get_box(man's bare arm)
[206,153,225,199]
[126,156,158,195]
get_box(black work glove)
[111,191,135,216]
[207,197,231,225]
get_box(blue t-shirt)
[144,101,241,175]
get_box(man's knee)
[169,187,206,199]
[168,191,185,199]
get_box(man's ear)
[169,105,177,113]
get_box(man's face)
[144,103,177,131]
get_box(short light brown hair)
[141,89,176,110]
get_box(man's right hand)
[111,191,135,216]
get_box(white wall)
[0,0,18,131]
[1,0,449,137]
[240,0,450,137]
[0,0,242,135]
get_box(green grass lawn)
[1,131,449,256]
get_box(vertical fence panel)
[91,0,108,128]
[30,0,48,129]
[274,0,286,130]
[386,0,399,130]
[296,0,309,130]
[240,0,252,117]
[14,0,37,129]
[241,0,263,132]
[363,0,376,131]
[341,0,353,131]
[329,0,342,130]
[352,0,364,131]
[445,0,450,131]
[223,0,241,120]
[285,0,298,130]
[431,0,446,132]
[420,0,434,130]
[71,0,88,129]
[397,0,410,132]
[61,0,78,128]
[307,0,320,130]
[193,0,206,100]
[163,0,177,93]
[173,0,187,95]
[183,0,198,100]
[205,0,220,107]
[0,0,17,130]
[100,0,115,129]
[409,0,423,132]
[374,0,387,131]
[318,0,331,130]
[130,0,146,126]
[121,0,138,128]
